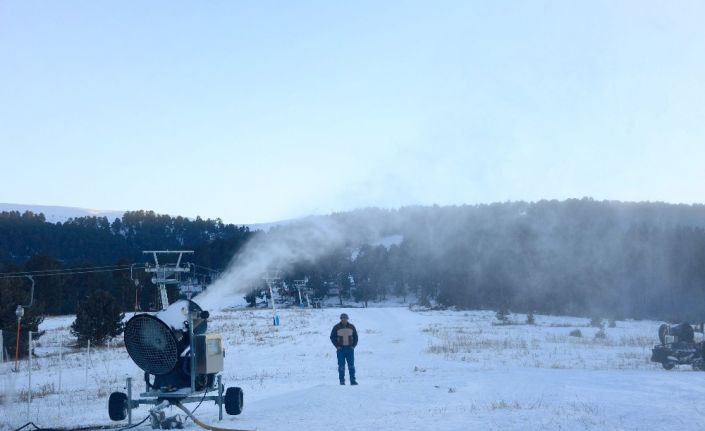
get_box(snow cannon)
[651,322,705,371]
[109,299,245,428]
[657,322,694,345]
[124,300,215,389]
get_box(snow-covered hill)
[0,203,125,223]
[1,308,701,431]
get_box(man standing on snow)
[330,313,358,385]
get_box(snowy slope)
[2,308,703,431]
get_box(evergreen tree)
[71,290,125,347]
[526,311,535,325]
[496,306,510,324]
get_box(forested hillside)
[245,199,705,322]
[0,210,253,352]
[3,199,705,325]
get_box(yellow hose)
[174,402,255,431]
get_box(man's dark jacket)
[330,322,358,348]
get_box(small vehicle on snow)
[651,322,705,370]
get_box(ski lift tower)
[294,278,308,308]
[144,250,193,310]
[263,272,281,326]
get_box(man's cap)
[340,313,349,320]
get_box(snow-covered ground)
[2,307,702,431]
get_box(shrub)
[590,316,604,328]
[569,329,582,337]
[496,307,510,324]
[71,290,124,347]
[526,312,535,325]
[594,328,607,339]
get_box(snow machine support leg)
[127,376,133,425]
[218,374,224,421]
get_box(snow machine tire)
[662,362,675,370]
[109,392,128,421]
[225,387,244,416]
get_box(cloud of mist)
[197,216,350,310]
[195,199,705,320]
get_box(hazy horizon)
[4,196,705,226]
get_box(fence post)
[85,340,90,401]
[0,330,3,362]
[27,331,33,421]
[58,335,63,418]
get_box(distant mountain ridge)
[0,202,293,231]
[0,203,125,223]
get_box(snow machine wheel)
[109,392,128,421]
[224,387,244,415]
[662,362,675,370]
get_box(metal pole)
[85,340,90,401]
[0,330,3,362]
[127,377,133,426]
[269,282,276,313]
[189,311,195,394]
[267,281,279,326]
[58,336,62,418]
[27,331,32,421]
[217,374,223,421]
[14,317,21,371]
[14,276,33,372]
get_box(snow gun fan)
[124,300,211,390]
[108,251,245,429]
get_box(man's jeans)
[337,346,355,383]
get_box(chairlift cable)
[0,263,140,276]
[192,264,222,273]
[0,266,146,279]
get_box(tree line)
[3,199,705,358]
[0,210,253,357]
[244,199,705,323]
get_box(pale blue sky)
[1,1,704,223]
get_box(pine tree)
[526,311,535,325]
[71,290,125,347]
[496,306,510,324]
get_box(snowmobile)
[651,322,705,370]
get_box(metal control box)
[195,333,224,374]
